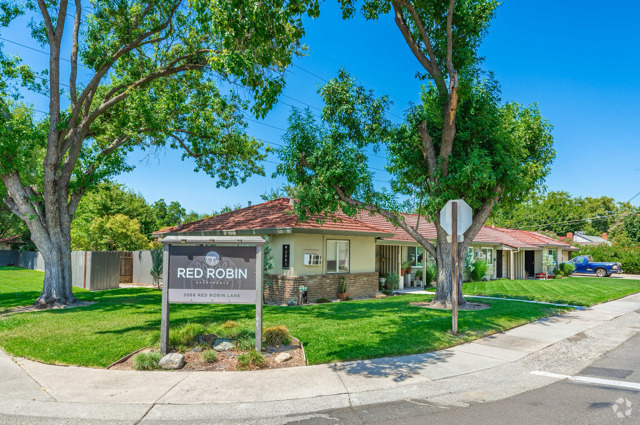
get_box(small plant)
[201,350,218,363]
[344,296,352,301]
[469,260,488,282]
[414,270,422,279]
[315,298,331,303]
[386,271,400,290]
[560,262,575,277]
[221,320,240,330]
[401,259,413,271]
[552,267,562,279]
[338,277,348,294]
[237,350,266,370]
[464,250,475,277]
[542,252,556,279]
[149,248,163,288]
[263,325,292,346]
[424,265,437,286]
[235,336,256,351]
[381,289,393,296]
[133,352,161,371]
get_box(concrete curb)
[2,293,640,423]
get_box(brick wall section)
[265,272,379,304]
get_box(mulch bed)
[109,339,306,371]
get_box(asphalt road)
[285,332,640,425]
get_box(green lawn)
[463,276,640,307]
[0,267,570,368]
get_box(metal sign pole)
[255,245,264,352]
[451,201,458,335]
[160,244,170,354]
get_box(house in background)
[0,235,23,251]
[567,231,612,246]
[155,199,577,304]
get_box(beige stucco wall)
[269,233,376,276]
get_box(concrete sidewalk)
[2,293,640,424]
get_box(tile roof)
[155,198,391,236]
[155,198,575,250]
[0,235,22,244]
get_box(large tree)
[0,0,318,307]
[277,1,555,307]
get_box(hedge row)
[577,244,640,275]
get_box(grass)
[263,325,292,346]
[237,350,266,370]
[201,350,218,363]
[132,352,161,371]
[7,266,639,368]
[463,276,640,307]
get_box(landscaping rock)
[159,353,185,370]
[192,347,202,353]
[213,338,234,352]
[275,352,292,363]
[197,333,218,346]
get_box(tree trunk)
[430,230,467,309]
[33,224,77,308]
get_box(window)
[474,248,494,264]
[547,249,557,265]
[326,240,349,273]
[407,247,422,266]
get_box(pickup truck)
[567,255,623,277]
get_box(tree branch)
[35,0,54,40]
[69,0,82,107]
[418,120,437,176]
[459,185,505,255]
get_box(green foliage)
[623,213,640,244]
[152,199,186,228]
[237,350,266,370]
[401,259,413,269]
[201,350,218,364]
[542,252,556,275]
[235,336,256,351]
[151,323,206,351]
[73,213,152,251]
[469,260,488,282]
[132,352,161,371]
[385,272,400,290]
[490,191,635,237]
[315,298,330,304]
[381,289,393,296]
[424,265,437,286]
[577,244,640,275]
[263,325,292,346]
[464,250,475,276]
[560,262,575,277]
[149,248,163,286]
[338,276,348,294]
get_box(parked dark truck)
[567,255,623,277]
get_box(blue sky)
[3,1,640,214]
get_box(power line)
[513,210,638,230]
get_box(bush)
[577,244,640,274]
[386,272,400,290]
[133,352,161,371]
[381,289,393,296]
[315,298,331,303]
[560,262,575,277]
[263,325,292,346]
[235,336,256,351]
[201,350,218,363]
[237,350,266,370]
[424,265,437,286]
[469,260,488,282]
[147,322,205,350]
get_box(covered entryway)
[496,249,503,278]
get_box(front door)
[524,251,535,278]
[496,250,503,278]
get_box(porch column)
[510,250,514,280]
[398,246,404,290]
[422,258,427,288]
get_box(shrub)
[469,260,488,282]
[263,325,292,346]
[577,244,640,274]
[386,272,400,290]
[221,320,240,330]
[147,322,205,350]
[315,298,331,303]
[133,352,161,371]
[338,277,348,294]
[235,336,256,351]
[237,350,266,370]
[344,296,352,301]
[424,265,437,286]
[560,262,575,277]
[201,350,218,363]
[381,289,393,296]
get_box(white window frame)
[326,240,350,273]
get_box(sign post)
[159,236,266,354]
[440,199,473,335]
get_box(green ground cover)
[0,267,571,368]
[463,276,640,307]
